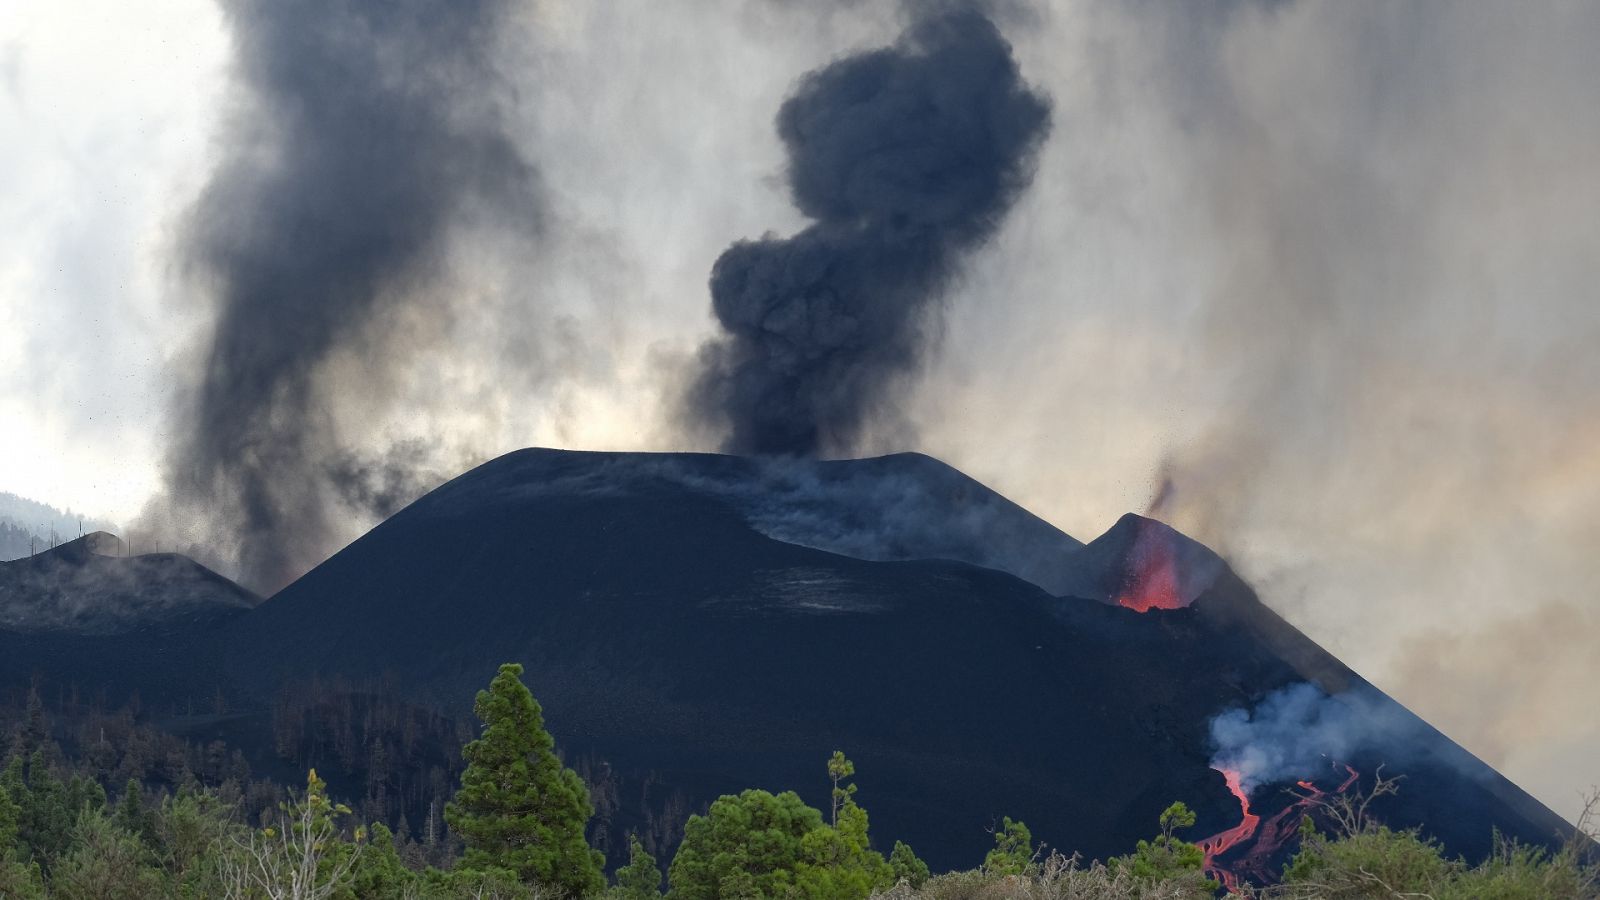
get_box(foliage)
[982,818,1035,877]
[1255,782,1600,899]
[420,864,538,898]
[48,811,165,900]
[222,768,362,900]
[797,752,894,900]
[1106,803,1215,896]
[9,752,106,870]
[3,665,1595,899]
[666,752,905,900]
[878,851,1209,900]
[889,841,931,889]
[0,851,46,900]
[0,765,19,850]
[828,753,857,827]
[611,835,663,900]
[445,663,605,897]
[667,789,822,900]
[347,822,416,899]
[1276,821,1456,896]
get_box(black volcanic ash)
[155,0,540,592]
[687,5,1051,456]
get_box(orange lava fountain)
[1115,520,1185,611]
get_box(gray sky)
[1,0,1595,826]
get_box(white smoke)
[1209,682,1414,795]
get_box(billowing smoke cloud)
[1210,682,1415,795]
[686,3,1051,456]
[148,0,541,592]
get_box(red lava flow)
[1198,763,1362,892]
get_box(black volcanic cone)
[210,450,1573,871]
[0,451,1576,877]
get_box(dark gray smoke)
[327,439,481,522]
[156,0,540,592]
[688,4,1051,456]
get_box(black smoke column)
[164,0,540,592]
[689,5,1051,455]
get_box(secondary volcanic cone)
[1115,516,1186,611]
[1067,513,1225,611]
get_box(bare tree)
[1289,765,1402,839]
[220,770,361,900]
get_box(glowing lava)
[1198,768,1260,859]
[1114,519,1185,612]
[1198,762,1362,892]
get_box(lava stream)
[1199,762,1362,892]
[1197,768,1259,858]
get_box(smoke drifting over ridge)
[687,4,1050,456]
[145,0,540,592]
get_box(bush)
[1107,802,1214,896]
[875,851,1214,900]
[667,789,823,900]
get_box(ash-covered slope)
[419,450,1087,594]
[0,531,257,634]
[214,448,1573,873]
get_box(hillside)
[0,531,258,634]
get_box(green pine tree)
[887,841,929,888]
[0,853,43,900]
[667,789,822,900]
[48,812,166,900]
[611,834,663,900]
[796,752,892,900]
[0,754,37,897]
[114,779,156,848]
[445,663,604,898]
[349,822,419,898]
[983,817,1035,876]
[0,774,18,851]
[19,751,77,866]
[1108,801,1217,895]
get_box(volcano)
[0,450,1576,879]
[0,531,257,634]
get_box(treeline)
[0,522,54,563]
[0,674,698,867]
[2,663,1596,899]
[0,491,115,561]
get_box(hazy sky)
[2,0,1596,826]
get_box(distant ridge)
[0,491,116,561]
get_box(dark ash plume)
[327,439,480,522]
[156,0,539,592]
[688,4,1050,456]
